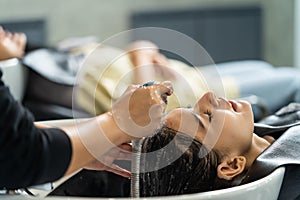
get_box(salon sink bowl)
[0,119,286,200]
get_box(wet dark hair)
[140,125,231,197]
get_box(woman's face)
[163,92,254,156]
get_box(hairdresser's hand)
[112,81,173,139]
[0,27,27,60]
[127,40,177,80]
[84,143,132,178]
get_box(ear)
[217,156,246,180]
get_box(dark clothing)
[243,104,300,200]
[49,169,130,197]
[0,70,72,189]
[245,126,300,199]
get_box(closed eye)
[204,110,213,122]
[188,109,205,129]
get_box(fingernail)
[141,81,159,87]
[162,81,173,94]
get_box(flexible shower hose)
[130,81,160,198]
[131,139,143,198]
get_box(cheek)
[220,117,253,153]
[208,124,244,154]
[206,113,252,153]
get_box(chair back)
[0,58,27,101]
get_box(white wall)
[295,0,300,68]
[261,0,295,67]
[0,0,296,66]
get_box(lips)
[228,100,238,112]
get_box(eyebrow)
[189,110,205,129]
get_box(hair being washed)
[140,125,225,197]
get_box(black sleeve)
[0,70,72,189]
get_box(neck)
[244,133,272,169]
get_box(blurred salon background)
[0,0,298,67]
[0,0,299,122]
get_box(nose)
[206,92,218,106]
[198,92,218,106]
[193,92,218,113]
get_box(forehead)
[164,108,191,123]
[163,108,203,140]
[163,108,182,127]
